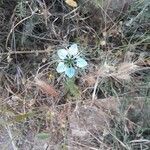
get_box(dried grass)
[0,0,149,149]
[35,78,59,97]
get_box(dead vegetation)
[0,0,150,150]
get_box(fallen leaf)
[65,0,77,8]
[35,78,59,97]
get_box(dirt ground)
[0,0,150,150]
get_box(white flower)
[56,44,87,78]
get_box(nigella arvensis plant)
[56,44,87,78]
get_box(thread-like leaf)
[65,79,80,98]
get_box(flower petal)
[76,57,87,68]
[65,67,75,78]
[56,62,67,73]
[68,44,78,56]
[57,49,68,59]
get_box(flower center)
[64,55,76,67]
